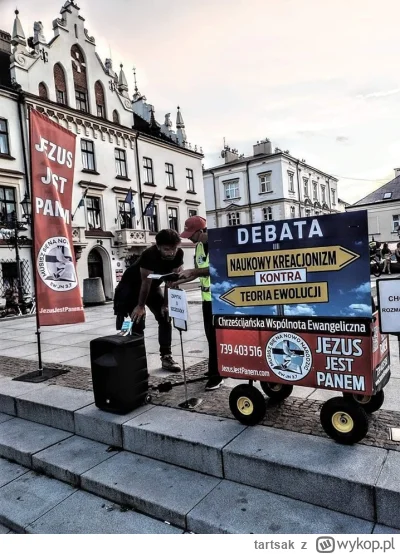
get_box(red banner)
[30,109,84,325]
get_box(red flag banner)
[30,109,85,326]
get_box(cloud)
[336,136,349,143]
[352,282,371,295]
[209,265,218,277]
[342,303,372,316]
[234,311,245,315]
[211,280,235,294]
[285,304,316,316]
[357,89,400,100]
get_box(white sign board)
[377,278,400,333]
[255,268,307,286]
[168,289,188,321]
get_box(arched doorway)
[88,249,104,282]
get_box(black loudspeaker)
[90,334,149,414]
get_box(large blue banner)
[209,211,372,319]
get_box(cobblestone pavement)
[1,354,400,452]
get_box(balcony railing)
[114,228,150,246]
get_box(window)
[393,215,400,232]
[0,119,10,155]
[313,182,318,201]
[95,81,105,119]
[224,181,239,200]
[303,178,309,197]
[86,196,102,230]
[321,185,326,203]
[0,186,16,225]
[315,211,320,216]
[143,157,154,183]
[168,207,179,231]
[76,90,88,112]
[56,90,66,105]
[2,261,21,295]
[118,200,134,229]
[259,173,272,194]
[54,63,67,106]
[115,149,127,178]
[290,206,296,218]
[305,208,311,218]
[188,209,198,218]
[81,140,95,171]
[147,204,159,233]
[288,172,294,193]
[383,192,393,200]
[38,82,48,100]
[186,169,195,192]
[113,110,120,124]
[165,163,175,188]
[331,189,336,205]
[228,212,241,226]
[263,207,273,221]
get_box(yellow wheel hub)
[332,411,354,433]
[237,396,254,416]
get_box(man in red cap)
[177,216,223,390]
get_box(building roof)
[351,175,400,207]
[203,151,338,181]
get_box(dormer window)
[383,192,393,200]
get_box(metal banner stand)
[175,318,202,410]
[13,107,67,383]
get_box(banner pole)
[27,106,43,374]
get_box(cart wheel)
[342,390,384,414]
[229,384,266,426]
[320,397,368,445]
[145,394,152,404]
[260,382,293,402]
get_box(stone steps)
[1,377,400,532]
[0,417,385,534]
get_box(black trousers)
[202,300,219,377]
[115,287,172,357]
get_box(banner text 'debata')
[220,282,329,307]
[227,246,359,277]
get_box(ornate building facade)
[204,140,346,229]
[0,1,204,300]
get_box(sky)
[2,0,400,203]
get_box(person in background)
[395,242,400,264]
[113,229,183,372]
[176,216,223,391]
[382,242,392,275]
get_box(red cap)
[180,216,207,239]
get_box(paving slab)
[376,450,400,529]
[32,435,118,486]
[0,343,54,358]
[26,489,183,534]
[21,345,89,364]
[0,523,11,533]
[0,417,72,467]
[187,480,374,534]
[15,384,94,432]
[373,524,400,533]
[80,450,220,528]
[0,471,75,533]
[0,378,49,415]
[0,457,29,487]
[223,426,386,521]
[123,406,245,477]
[0,412,14,424]
[75,403,155,447]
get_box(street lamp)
[0,193,32,307]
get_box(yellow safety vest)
[195,242,211,302]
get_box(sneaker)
[205,376,224,391]
[161,355,181,373]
